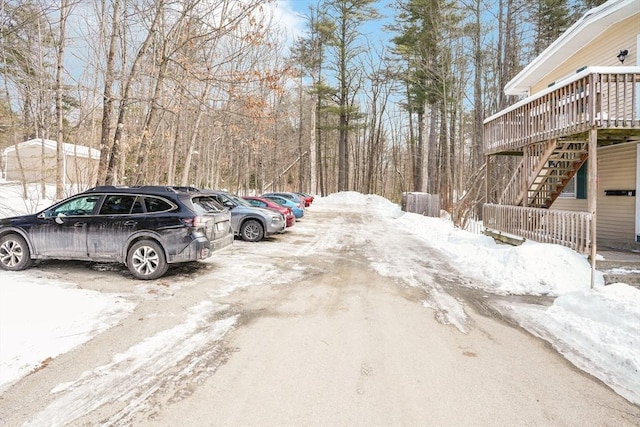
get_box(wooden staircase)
[499,140,588,208]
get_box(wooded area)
[0,0,604,226]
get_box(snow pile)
[317,192,627,296]
[394,211,599,296]
[497,284,640,404]
[321,191,403,219]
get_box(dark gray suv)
[0,186,233,279]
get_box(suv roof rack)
[171,186,201,193]
[86,185,201,193]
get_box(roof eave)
[504,0,639,96]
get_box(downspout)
[588,71,599,290]
[588,128,597,289]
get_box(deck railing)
[484,67,640,155]
[483,204,592,253]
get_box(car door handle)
[73,222,86,227]
[124,220,137,226]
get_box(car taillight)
[181,216,206,227]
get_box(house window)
[561,176,576,197]
[560,161,587,199]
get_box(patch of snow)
[0,273,135,392]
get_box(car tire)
[0,233,33,271]
[240,219,264,242]
[126,240,168,280]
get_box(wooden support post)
[522,146,528,207]
[588,128,598,289]
[485,155,490,205]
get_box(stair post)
[522,146,528,207]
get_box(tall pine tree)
[534,0,570,55]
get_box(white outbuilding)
[2,138,100,186]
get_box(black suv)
[0,186,233,279]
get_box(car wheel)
[0,234,33,271]
[126,240,168,280]
[240,219,264,242]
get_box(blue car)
[263,192,306,208]
[263,195,304,218]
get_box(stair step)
[552,150,587,154]
[499,139,588,207]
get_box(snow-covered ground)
[0,186,638,405]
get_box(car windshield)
[227,193,253,207]
[49,195,100,217]
[266,196,287,206]
[275,193,299,203]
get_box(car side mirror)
[40,210,55,220]
[55,213,67,224]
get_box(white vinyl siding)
[597,143,637,241]
[551,196,587,211]
[531,13,640,95]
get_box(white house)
[483,0,640,256]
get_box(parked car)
[0,186,234,280]
[262,194,304,219]
[205,190,286,242]
[294,192,314,207]
[262,192,305,213]
[263,191,305,205]
[243,196,295,227]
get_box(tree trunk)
[55,0,69,198]
[97,0,121,186]
[105,0,164,185]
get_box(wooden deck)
[484,67,640,155]
[483,67,640,255]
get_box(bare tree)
[323,0,378,192]
[102,0,165,185]
[96,0,121,185]
[55,0,71,198]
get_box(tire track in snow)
[356,210,471,333]
[292,210,360,258]
[25,302,237,427]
